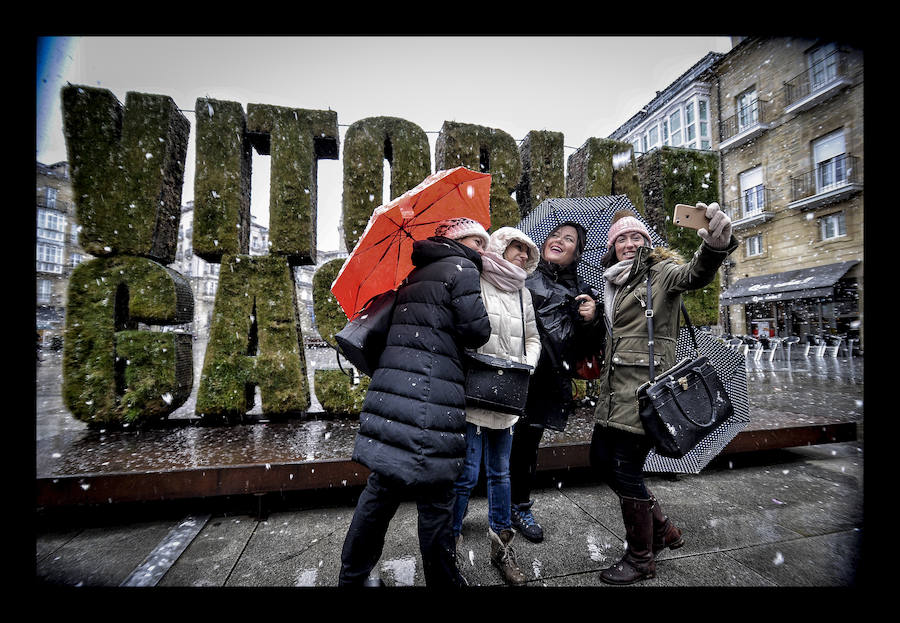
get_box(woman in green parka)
[591,202,737,585]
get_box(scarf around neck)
[602,259,635,327]
[481,251,527,292]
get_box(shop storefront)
[720,260,860,346]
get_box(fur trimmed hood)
[646,245,685,266]
[487,227,540,274]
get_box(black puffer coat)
[522,259,604,432]
[352,237,491,487]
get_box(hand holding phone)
[673,204,711,230]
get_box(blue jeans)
[452,423,514,535]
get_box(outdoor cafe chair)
[825,336,842,358]
[766,338,782,362]
[782,336,800,360]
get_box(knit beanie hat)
[434,217,490,247]
[606,210,652,248]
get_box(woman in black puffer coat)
[339,222,492,588]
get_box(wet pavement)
[33,342,865,589]
[34,440,864,589]
[35,343,863,479]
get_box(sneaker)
[510,500,544,543]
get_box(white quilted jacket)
[466,228,542,430]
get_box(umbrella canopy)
[517,195,749,474]
[331,167,491,319]
[517,196,665,302]
[643,328,750,474]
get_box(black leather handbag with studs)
[636,277,734,458]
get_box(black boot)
[650,495,684,557]
[510,500,544,543]
[600,497,656,585]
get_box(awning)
[720,260,859,306]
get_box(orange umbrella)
[331,167,491,319]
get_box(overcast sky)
[36,35,734,251]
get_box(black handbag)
[464,351,533,416]
[464,290,533,416]
[335,288,398,377]
[636,277,734,459]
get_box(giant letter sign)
[193,98,253,262]
[246,104,339,266]
[341,117,431,251]
[61,85,190,263]
[196,255,309,419]
[61,86,193,426]
[62,257,194,424]
[517,130,565,218]
[435,121,522,230]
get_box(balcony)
[718,98,773,152]
[783,50,853,115]
[788,153,862,211]
[723,187,777,230]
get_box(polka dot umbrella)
[517,196,665,301]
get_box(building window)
[746,234,763,257]
[820,212,846,240]
[629,96,710,153]
[46,187,58,209]
[70,253,86,267]
[813,129,848,193]
[739,167,765,217]
[808,42,838,91]
[669,109,682,146]
[37,279,52,304]
[37,243,63,273]
[37,208,66,243]
[204,280,217,296]
[698,100,710,149]
[647,124,659,149]
[684,101,696,147]
[737,88,759,130]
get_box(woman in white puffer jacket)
[451,226,541,585]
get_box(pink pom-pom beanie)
[606,211,652,248]
[434,218,490,247]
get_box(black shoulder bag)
[335,288,399,377]
[464,290,533,416]
[636,277,734,458]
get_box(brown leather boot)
[600,497,656,585]
[490,528,527,586]
[650,495,684,557]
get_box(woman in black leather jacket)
[508,221,604,543]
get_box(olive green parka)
[593,237,738,436]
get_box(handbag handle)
[646,277,698,383]
[664,364,721,427]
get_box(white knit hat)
[434,218,490,247]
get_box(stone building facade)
[609,36,863,351]
[714,37,863,350]
[36,161,91,347]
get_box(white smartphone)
[673,204,711,230]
